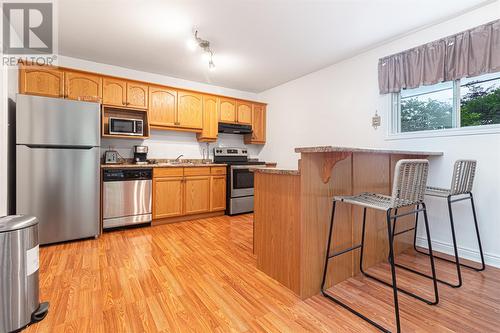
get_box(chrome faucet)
[174,154,184,162]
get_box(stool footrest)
[394,226,415,237]
[328,244,362,259]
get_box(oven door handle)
[230,165,266,169]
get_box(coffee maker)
[133,145,148,164]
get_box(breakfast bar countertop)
[294,145,444,156]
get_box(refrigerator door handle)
[25,144,95,150]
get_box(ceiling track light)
[190,30,216,71]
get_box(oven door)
[230,165,265,198]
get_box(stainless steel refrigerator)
[16,94,101,245]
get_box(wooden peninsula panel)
[253,146,443,299]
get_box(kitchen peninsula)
[253,146,443,299]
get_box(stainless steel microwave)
[109,117,143,136]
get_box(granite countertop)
[294,146,443,156]
[101,160,226,169]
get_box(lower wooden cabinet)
[184,176,211,215]
[210,175,227,211]
[153,176,184,219]
[153,167,226,221]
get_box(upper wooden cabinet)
[18,63,266,143]
[219,97,237,123]
[149,86,177,127]
[236,101,252,125]
[177,91,203,129]
[102,78,148,109]
[127,81,148,109]
[19,64,64,98]
[64,70,102,101]
[197,95,218,142]
[102,77,127,106]
[245,104,266,144]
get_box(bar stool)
[394,160,485,288]
[321,159,439,333]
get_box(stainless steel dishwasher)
[103,168,152,229]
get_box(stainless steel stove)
[213,147,266,215]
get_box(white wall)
[258,2,500,267]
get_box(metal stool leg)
[386,209,401,333]
[468,193,486,271]
[407,199,462,288]
[361,207,439,305]
[322,203,393,333]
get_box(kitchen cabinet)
[245,104,266,144]
[102,77,127,106]
[219,97,237,123]
[210,175,226,211]
[152,166,226,223]
[236,101,252,125]
[149,86,177,127]
[197,95,219,142]
[127,81,148,109]
[102,78,148,109]
[18,63,266,142]
[153,176,184,219]
[184,176,211,215]
[19,63,64,97]
[177,91,203,129]
[64,70,102,101]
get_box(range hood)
[218,123,252,134]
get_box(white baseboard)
[415,236,500,268]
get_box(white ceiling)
[58,0,491,92]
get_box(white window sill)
[385,124,500,140]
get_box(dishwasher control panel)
[103,168,152,182]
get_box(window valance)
[378,19,500,94]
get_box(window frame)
[387,75,500,140]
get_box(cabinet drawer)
[154,167,183,178]
[210,167,227,175]
[184,167,211,176]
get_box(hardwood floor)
[27,214,499,333]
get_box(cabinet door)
[64,70,102,101]
[245,104,266,144]
[127,81,148,109]
[102,77,127,106]
[236,101,252,125]
[177,91,203,129]
[184,176,210,215]
[19,64,64,97]
[197,95,218,142]
[219,97,236,123]
[149,86,177,127]
[153,177,184,219]
[210,175,226,211]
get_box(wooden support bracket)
[321,152,352,184]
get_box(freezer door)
[16,145,100,244]
[16,94,100,146]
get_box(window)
[392,71,500,134]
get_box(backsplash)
[101,130,263,160]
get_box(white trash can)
[0,215,49,332]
